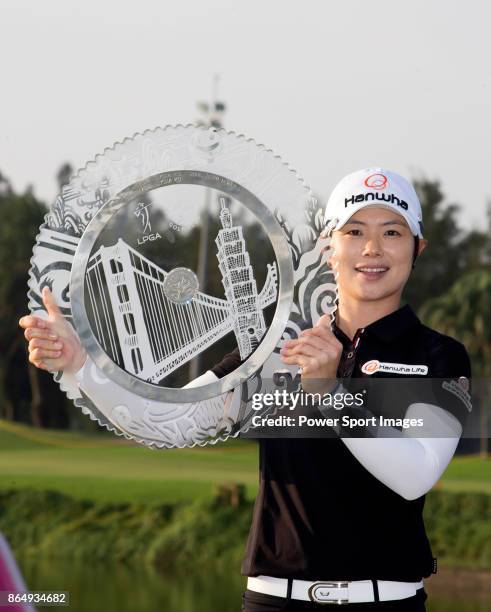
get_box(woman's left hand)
[280,314,343,393]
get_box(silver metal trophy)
[28,125,337,448]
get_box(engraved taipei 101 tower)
[216,197,277,359]
[84,197,278,384]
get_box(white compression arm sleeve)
[73,355,88,380]
[340,402,462,500]
[181,370,219,388]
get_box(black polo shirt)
[211,304,471,581]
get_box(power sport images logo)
[344,173,409,211]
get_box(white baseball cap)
[322,168,424,238]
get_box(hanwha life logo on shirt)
[361,360,429,375]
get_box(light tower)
[189,76,227,380]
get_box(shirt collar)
[332,304,420,347]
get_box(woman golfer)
[20,168,471,611]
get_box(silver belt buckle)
[308,582,349,605]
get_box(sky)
[2,0,490,230]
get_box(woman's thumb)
[315,314,332,328]
[42,287,62,318]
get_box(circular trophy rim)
[70,169,293,403]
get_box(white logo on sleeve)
[442,378,472,412]
[361,360,428,375]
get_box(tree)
[403,180,462,309]
[56,163,74,191]
[457,202,491,271]
[0,171,70,427]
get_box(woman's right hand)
[19,287,87,374]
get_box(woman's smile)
[354,264,390,280]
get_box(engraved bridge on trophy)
[85,199,278,383]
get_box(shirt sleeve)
[409,337,472,430]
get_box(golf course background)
[0,419,489,573]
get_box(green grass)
[1,419,489,503]
[0,419,259,503]
[435,454,491,494]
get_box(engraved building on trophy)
[216,197,275,360]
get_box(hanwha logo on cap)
[361,359,380,375]
[458,376,470,392]
[364,173,388,190]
